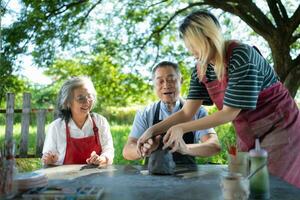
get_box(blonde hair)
[179,10,225,80]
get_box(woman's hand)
[163,125,184,153]
[175,137,189,155]
[42,151,58,165]
[137,128,154,157]
[86,151,108,167]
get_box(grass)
[0,106,236,172]
[0,124,40,156]
[16,158,43,172]
[0,122,142,172]
[110,123,141,165]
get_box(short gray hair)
[57,76,97,122]
[151,61,181,80]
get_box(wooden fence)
[0,93,54,158]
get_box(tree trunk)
[284,66,300,98]
[268,31,299,98]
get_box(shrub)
[195,106,236,164]
[99,105,142,125]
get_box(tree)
[1,0,299,100]
[119,0,300,97]
[206,0,300,97]
[43,44,154,109]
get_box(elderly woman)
[42,76,114,166]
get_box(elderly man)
[123,61,220,164]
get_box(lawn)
[0,107,236,172]
[0,122,139,172]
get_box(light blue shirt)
[130,100,216,143]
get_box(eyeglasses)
[74,94,94,104]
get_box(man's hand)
[42,151,58,165]
[137,128,154,157]
[140,135,161,157]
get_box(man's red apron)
[63,118,102,164]
[201,42,300,188]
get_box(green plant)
[110,124,141,165]
[0,105,237,172]
[16,158,42,172]
[100,105,141,125]
[195,106,236,164]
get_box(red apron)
[63,117,102,164]
[201,42,300,188]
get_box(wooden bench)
[1,93,55,158]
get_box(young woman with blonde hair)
[138,10,300,188]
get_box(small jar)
[228,151,249,177]
[220,172,250,200]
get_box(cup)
[228,152,249,177]
[220,172,250,200]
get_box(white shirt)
[42,113,114,165]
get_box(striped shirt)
[187,43,279,109]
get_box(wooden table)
[19,164,300,200]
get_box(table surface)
[18,164,300,200]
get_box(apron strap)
[153,101,161,125]
[90,114,100,146]
[65,120,71,140]
[225,40,240,65]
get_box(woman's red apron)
[201,42,300,188]
[63,118,102,164]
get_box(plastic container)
[249,139,270,199]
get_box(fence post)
[36,109,46,157]
[20,93,31,158]
[5,93,14,141]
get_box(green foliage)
[6,0,93,67]
[178,61,192,97]
[0,123,46,155]
[101,105,142,125]
[195,106,236,164]
[119,1,192,71]
[110,124,141,165]
[43,52,154,108]
[290,26,300,58]
[0,120,142,172]
[1,0,300,101]
[16,158,42,173]
[0,75,26,106]
[26,84,60,109]
[0,105,237,173]
[0,0,99,103]
[208,123,236,164]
